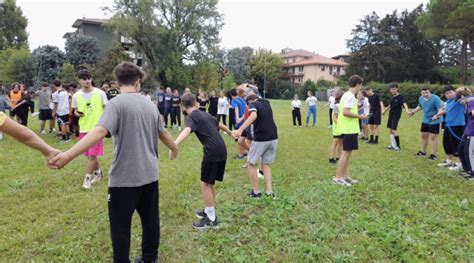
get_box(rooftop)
[280,48,316,58]
[72,18,109,28]
[283,54,349,67]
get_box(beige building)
[280,49,349,84]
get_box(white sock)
[204,207,216,221]
[0,132,3,140]
[390,135,396,147]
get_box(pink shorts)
[79,133,104,157]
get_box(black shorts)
[387,115,401,130]
[39,109,53,121]
[342,133,359,151]
[57,114,69,125]
[421,123,440,134]
[443,126,464,156]
[368,112,381,125]
[201,160,226,185]
[333,135,342,139]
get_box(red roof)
[280,49,316,58]
[284,54,349,67]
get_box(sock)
[395,136,400,149]
[266,191,273,195]
[0,132,3,140]
[204,207,216,221]
[390,135,396,147]
[370,135,374,141]
[375,136,379,143]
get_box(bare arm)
[379,101,385,115]
[409,106,422,116]
[383,106,390,115]
[160,129,179,152]
[403,103,410,114]
[174,127,192,146]
[343,107,367,120]
[235,112,257,136]
[218,122,235,138]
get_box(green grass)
[1,100,473,262]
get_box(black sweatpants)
[217,114,227,126]
[292,108,301,126]
[329,108,333,126]
[458,135,474,175]
[171,106,181,127]
[164,107,172,127]
[228,108,234,131]
[108,181,159,263]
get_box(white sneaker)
[332,177,351,187]
[91,170,103,183]
[82,174,92,189]
[448,163,462,172]
[438,159,454,167]
[32,112,40,117]
[345,177,358,184]
[40,130,47,135]
[50,128,57,134]
[241,163,248,168]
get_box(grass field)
[1,99,473,262]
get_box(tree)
[223,73,237,90]
[93,42,132,86]
[224,47,254,84]
[248,48,282,95]
[0,47,33,86]
[0,0,28,50]
[417,0,474,84]
[64,32,100,69]
[107,0,223,88]
[31,45,65,86]
[59,63,77,85]
[189,60,219,91]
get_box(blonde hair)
[456,86,472,97]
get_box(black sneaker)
[192,216,218,230]
[329,158,337,164]
[366,140,374,144]
[134,256,156,263]
[195,210,206,219]
[428,154,437,161]
[415,151,427,157]
[234,154,245,160]
[248,190,261,198]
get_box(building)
[332,53,351,63]
[280,48,349,84]
[64,18,142,65]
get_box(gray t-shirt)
[38,90,51,110]
[98,93,164,187]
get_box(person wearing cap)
[382,83,409,151]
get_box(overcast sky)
[18,0,428,57]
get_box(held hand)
[48,152,72,169]
[231,130,242,139]
[408,112,414,117]
[432,115,439,121]
[359,115,369,120]
[45,148,61,168]
[168,149,178,160]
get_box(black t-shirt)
[389,94,405,117]
[248,99,278,142]
[164,94,173,108]
[157,92,165,109]
[368,93,381,114]
[172,95,181,106]
[208,96,218,115]
[186,110,227,162]
[107,88,120,100]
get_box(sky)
[18,0,428,58]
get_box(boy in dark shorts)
[49,62,179,263]
[174,93,234,230]
[365,87,384,144]
[383,83,409,151]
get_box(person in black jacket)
[208,90,218,117]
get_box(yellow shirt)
[0,112,6,127]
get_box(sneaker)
[195,210,207,219]
[234,154,245,160]
[248,190,261,198]
[91,170,103,183]
[265,192,276,198]
[459,171,470,177]
[133,256,156,263]
[415,151,427,157]
[241,163,248,168]
[465,175,474,181]
[50,128,57,134]
[386,146,394,150]
[332,177,351,187]
[428,154,437,161]
[393,147,401,151]
[82,175,92,189]
[40,130,47,135]
[448,163,462,172]
[192,216,218,230]
[438,160,454,167]
[329,158,337,164]
[178,126,182,131]
[32,112,40,117]
[257,169,264,179]
[345,177,358,184]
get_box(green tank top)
[336,92,359,134]
[76,89,104,133]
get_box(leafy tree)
[190,60,219,91]
[93,42,132,86]
[224,47,254,84]
[31,45,65,86]
[0,47,33,86]
[65,32,100,69]
[248,48,282,95]
[59,63,77,85]
[107,0,223,88]
[223,73,237,90]
[0,0,28,50]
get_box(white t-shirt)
[51,91,58,110]
[329,96,336,109]
[341,92,356,110]
[306,96,318,107]
[291,100,302,109]
[363,97,370,115]
[217,97,230,115]
[145,94,152,101]
[72,88,108,109]
[53,90,70,116]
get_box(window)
[298,66,304,72]
[329,66,333,75]
[337,67,341,73]
[320,65,325,71]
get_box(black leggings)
[171,106,181,127]
[108,181,160,263]
[292,108,301,126]
[164,107,172,127]
[329,108,333,126]
[217,114,227,126]
[228,108,234,131]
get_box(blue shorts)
[362,119,368,125]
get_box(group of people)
[0,62,280,262]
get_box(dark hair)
[443,85,454,93]
[77,69,92,80]
[421,86,430,92]
[348,75,363,88]
[52,79,62,87]
[229,88,237,97]
[181,93,196,109]
[247,94,259,102]
[41,82,49,87]
[335,90,345,104]
[389,82,398,89]
[114,62,146,86]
